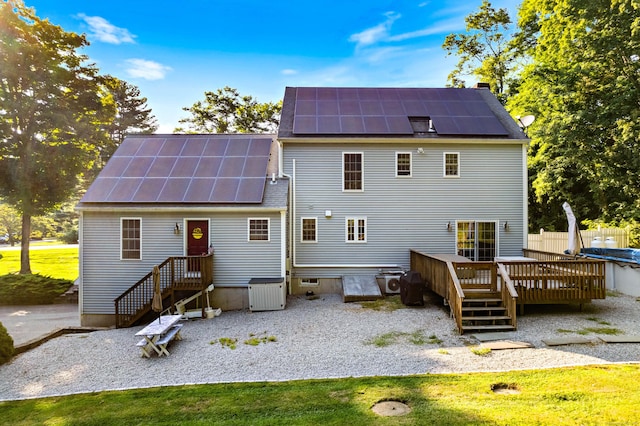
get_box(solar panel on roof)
[291,87,509,136]
[81,136,272,204]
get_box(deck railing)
[501,258,606,309]
[410,250,605,332]
[114,254,213,328]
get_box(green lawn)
[0,245,79,280]
[1,365,638,425]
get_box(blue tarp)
[581,248,640,264]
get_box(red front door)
[187,220,209,256]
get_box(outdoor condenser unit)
[248,277,286,311]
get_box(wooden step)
[462,306,506,312]
[464,291,500,298]
[461,324,516,332]
[463,298,502,306]
[462,315,512,321]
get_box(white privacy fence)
[527,228,629,254]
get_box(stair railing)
[496,263,518,329]
[114,254,213,328]
[446,261,465,334]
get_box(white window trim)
[248,217,270,242]
[345,216,367,243]
[342,151,364,192]
[301,217,318,243]
[120,217,142,261]
[395,151,412,177]
[443,152,460,178]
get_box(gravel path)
[1,292,639,401]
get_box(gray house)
[277,86,528,296]
[77,134,288,327]
[77,85,528,327]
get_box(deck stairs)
[460,288,516,333]
[114,254,213,328]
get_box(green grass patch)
[211,337,238,349]
[2,365,639,425]
[586,317,611,325]
[211,334,278,349]
[359,295,405,311]
[0,246,78,281]
[470,346,492,356]
[365,330,442,347]
[578,327,623,336]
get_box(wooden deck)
[410,249,606,333]
[342,275,383,302]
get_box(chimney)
[474,82,491,89]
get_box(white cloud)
[348,12,401,48]
[388,18,462,42]
[77,14,135,44]
[281,69,298,75]
[125,59,172,80]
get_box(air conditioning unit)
[383,275,402,294]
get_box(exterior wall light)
[174,223,180,235]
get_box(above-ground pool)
[581,248,640,296]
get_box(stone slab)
[471,332,516,342]
[542,336,592,346]
[481,340,534,350]
[598,335,640,343]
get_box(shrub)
[0,274,73,305]
[60,229,78,244]
[0,321,14,364]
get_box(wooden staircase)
[460,289,516,333]
[114,254,213,328]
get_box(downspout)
[522,143,529,249]
[77,212,84,324]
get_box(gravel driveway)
[1,292,639,401]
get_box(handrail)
[114,254,214,328]
[497,263,519,299]
[497,263,518,330]
[446,261,465,334]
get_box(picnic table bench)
[135,314,184,357]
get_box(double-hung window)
[346,217,367,243]
[343,152,363,191]
[396,152,412,177]
[248,218,270,241]
[444,152,460,177]
[301,217,317,243]
[121,218,141,260]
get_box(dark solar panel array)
[291,87,508,136]
[82,136,272,204]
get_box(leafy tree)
[0,204,20,246]
[442,0,519,103]
[176,86,281,133]
[510,0,640,230]
[0,0,115,273]
[102,77,158,160]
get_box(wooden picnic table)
[135,314,183,357]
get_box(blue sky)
[25,0,521,133]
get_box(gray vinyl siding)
[283,142,525,277]
[80,210,282,315]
